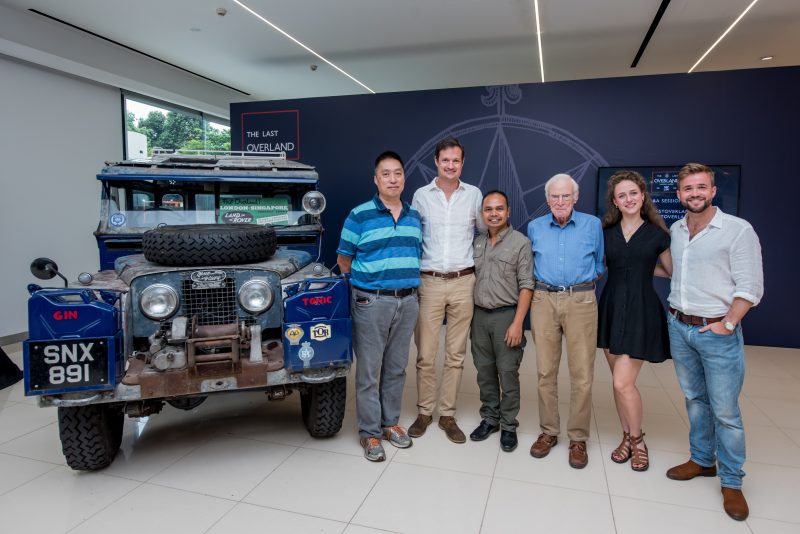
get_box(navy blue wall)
[232,67,800,348]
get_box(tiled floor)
[2,337,800,534]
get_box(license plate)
[26,338,110,392]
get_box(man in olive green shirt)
[469,190,534,452]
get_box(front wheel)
[58,404,124,471]
[300,377,346,437]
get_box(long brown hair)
[601,170,668,232]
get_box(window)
[123,93,230,158]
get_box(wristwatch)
[722,320,736,332]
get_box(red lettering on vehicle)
[53,310,79,320]
[301,296,333,306]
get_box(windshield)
[99,180,319,233]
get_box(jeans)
[667,313,746,489]
[352,287,419,438]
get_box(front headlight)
[140,284,179,320]
[239,280,274,314]
[302,191,326,215]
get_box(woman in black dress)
[598,170,672,472]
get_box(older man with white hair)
[526,173,604,469]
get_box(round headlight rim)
[238,279,274,315]
[302,191,327,216]
[139,283,179,321]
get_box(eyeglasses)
[548,194,573,202]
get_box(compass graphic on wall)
[405,85,609,230]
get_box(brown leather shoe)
[666,460,717,481]
[721,487,749,521]
[530,433,558,458]
[408,414,433,438]
[568,440,588,469]
[438,416,466,443]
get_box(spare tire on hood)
[142,224,277,266]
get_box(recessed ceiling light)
[760,55,774,61]
[232,0,375,94]
[688,0,759,73]
[190,27,202,32]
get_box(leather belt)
[534,281,595,293]
[669,307,724,326]
[475,305,516,313]
[421,267,475,280]
[353,286,416,298]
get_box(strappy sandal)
[630,432,649,472]
[610,431,631,463]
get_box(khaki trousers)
[414,273,475,417]
[531,288,597,441]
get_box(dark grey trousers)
[470,307,525,431]
[351,287,419,438]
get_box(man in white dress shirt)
[408,137,483,443]
[664,163,763,522]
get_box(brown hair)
[601,170,668,232]
[434,136,465,161]
[678,163,715,186]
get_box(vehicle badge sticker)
[298,341,315,368]
[190,270,226,289]
[285,324,304,345]
[310,323,332,341]
[109,212,126,227]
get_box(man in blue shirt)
[337,151,423,462]
[526,173,604,469]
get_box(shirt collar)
[678,206,723,229]
[549,210,576,227]
[431,177,464,192]
[373,194,409,216]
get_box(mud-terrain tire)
[142,224,277,266]
[300,377,346,437]
[58,404,124,471]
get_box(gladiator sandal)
[630,432,649,472]
[610,431,631,464]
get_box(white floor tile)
[595,406,689,454]
[207,502,346,534]
[746,426,800,468]
[244,447,386,522]
[352,462,490,534]
[611,495,751,534]
[748,517,800,534]
[0,402,57,443]
[0,452,57,494]
[149,435,296,499]
[0,422,65,464]
[744,462,800,523]
[495,431,608,493]
[749,397,800,429]
[70,482,235,534]
[344,525,400,534]
[482,477,615,534]
[744,375,800,402]
[0,467,139,534]
[392,424,499,476]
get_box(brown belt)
[421,267,475,280]
[669,307,724,327]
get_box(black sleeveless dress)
[597,221,671,362]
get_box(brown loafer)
[666,459,717,481]
[530,433,558,458]
[721,487,749,521]
[408,414,433,438]
[568,440,588,469]
[438,416,466,443]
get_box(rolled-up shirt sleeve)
[516,239,535,291]
[730,225,764,306]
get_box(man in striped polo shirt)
[337,151,423,462]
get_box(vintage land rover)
[23,150,352,470]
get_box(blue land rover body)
[23,151,352,471]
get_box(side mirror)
[30,258,68,287]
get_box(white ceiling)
[2,0,799,102]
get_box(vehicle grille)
[180,272,238,326]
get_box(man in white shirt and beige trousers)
[665,163,763,522]
[409,137,483,443]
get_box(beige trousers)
[414,273,475,417]
[531,288,598,441]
